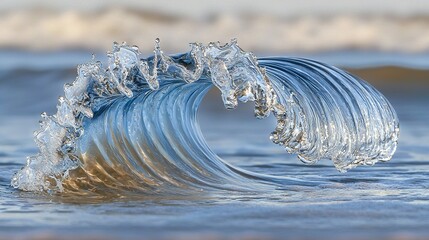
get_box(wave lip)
[11,39,399,194]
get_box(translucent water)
[10,40,398,194]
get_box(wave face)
[11,40,399,194]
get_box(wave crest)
[11,39,399,194]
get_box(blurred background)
[2,0,429,53]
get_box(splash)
[11,39,399,194]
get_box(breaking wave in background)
[11,40,399,196]
[3,5,429,53]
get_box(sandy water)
[0,51,428,239]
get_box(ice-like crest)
[11,39,399,193]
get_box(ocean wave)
[11,39,399,195]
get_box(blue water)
[0,51,428,239]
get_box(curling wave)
[11,39,399,194]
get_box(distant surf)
[2,7,429,53]
[11,39,399,195]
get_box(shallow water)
[0,51,428,239]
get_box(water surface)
[0,51,428,239]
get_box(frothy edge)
[11,39,398,192]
